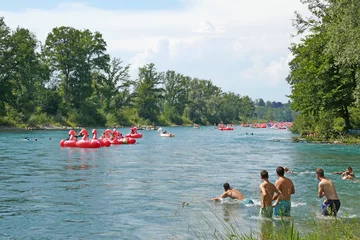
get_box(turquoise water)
[1,127,359,239]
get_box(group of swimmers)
[213,166,355,218]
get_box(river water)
[0,126,359,239]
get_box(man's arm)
[332,172,344,175]
[272,180,280,201]
[318,182,325,198]
[291,181,295,195]
[260,184,267,208]
[212,191,229,201]
[272,186,282,207]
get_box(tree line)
[286,0,360,138]
[0,17,294,128]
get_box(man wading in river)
[273,166,295,217]
[316,168,341,216]
[259,170,282,218]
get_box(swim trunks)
[274,200,291,216]
[242,198,254,204]
[260,206,273,218]
[322,199,341,216]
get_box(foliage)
[287,0,360,138]
[0,17,293,128]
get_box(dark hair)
[316,168,324,177]
[260,170,269,179]
[347,166,352,171]
[276,166,285,176]
[223,183,230,190]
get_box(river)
[1,126,359,239]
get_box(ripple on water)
[1,127,360,239]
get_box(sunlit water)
[1,126,359,239]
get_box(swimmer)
[333,166,355,180]
[213,183,253,204]
[316,168,341,216]
[34,138,37,141]
[284,166,292,173]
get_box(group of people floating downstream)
[213,166,355,218]
[60,127,142,148]
[59,126,176,148]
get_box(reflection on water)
[0,127,360,239]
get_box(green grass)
[178,203,360,240]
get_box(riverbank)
[0,125,70,131]
[292,136,360,145]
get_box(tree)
[258,98,265,106]
[93,57,132,113]
[134,63,164,123]
[0,17,12,115]
[287,24,355,130]
[7,27,46,119]
[43,26,109,115]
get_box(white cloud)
[0,0,310,102]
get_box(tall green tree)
[7,27,46,119]
[43,26,109,114]
[0,17,12,115]
[92,57,132,114]
[134,63,164,123]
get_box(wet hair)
[260,170,269,179]
[223,183,230,191]
[347,166,352,171]
[276,166,285,176]
[316,168,324,177]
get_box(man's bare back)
[223,188,245,200]
[274,177,295,201]
[260,182,278,208]
[213,183,246,201]
[318,178,339,200]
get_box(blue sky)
[0,0,309,102]
[1,0,184,11]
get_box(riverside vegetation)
[2,0,360,144]
[0,17,295,130]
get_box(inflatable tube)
[125,132,142,138]
[60,130,78,147]
[60,139,77,147]
[218,127,234,131]
[159,133,175,137]
[76,129,101,148]
[92,129,110,147]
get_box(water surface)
[0,127,359,239]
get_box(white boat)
[159,133,175,137]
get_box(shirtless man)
[316,168,341,216]
[333,166,355,180]
[273,166,295,216]
[259,170,282,218]
[213,183,253,204]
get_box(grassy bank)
[188,215,360,239]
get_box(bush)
[28,113,53,126]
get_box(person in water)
[333,166,355,180]
[163,130,168,134]
[259,170,282,218]
[273,166,295,217]
[284,166,292,173]
[213,183,253,204]
[316,168,341,216]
